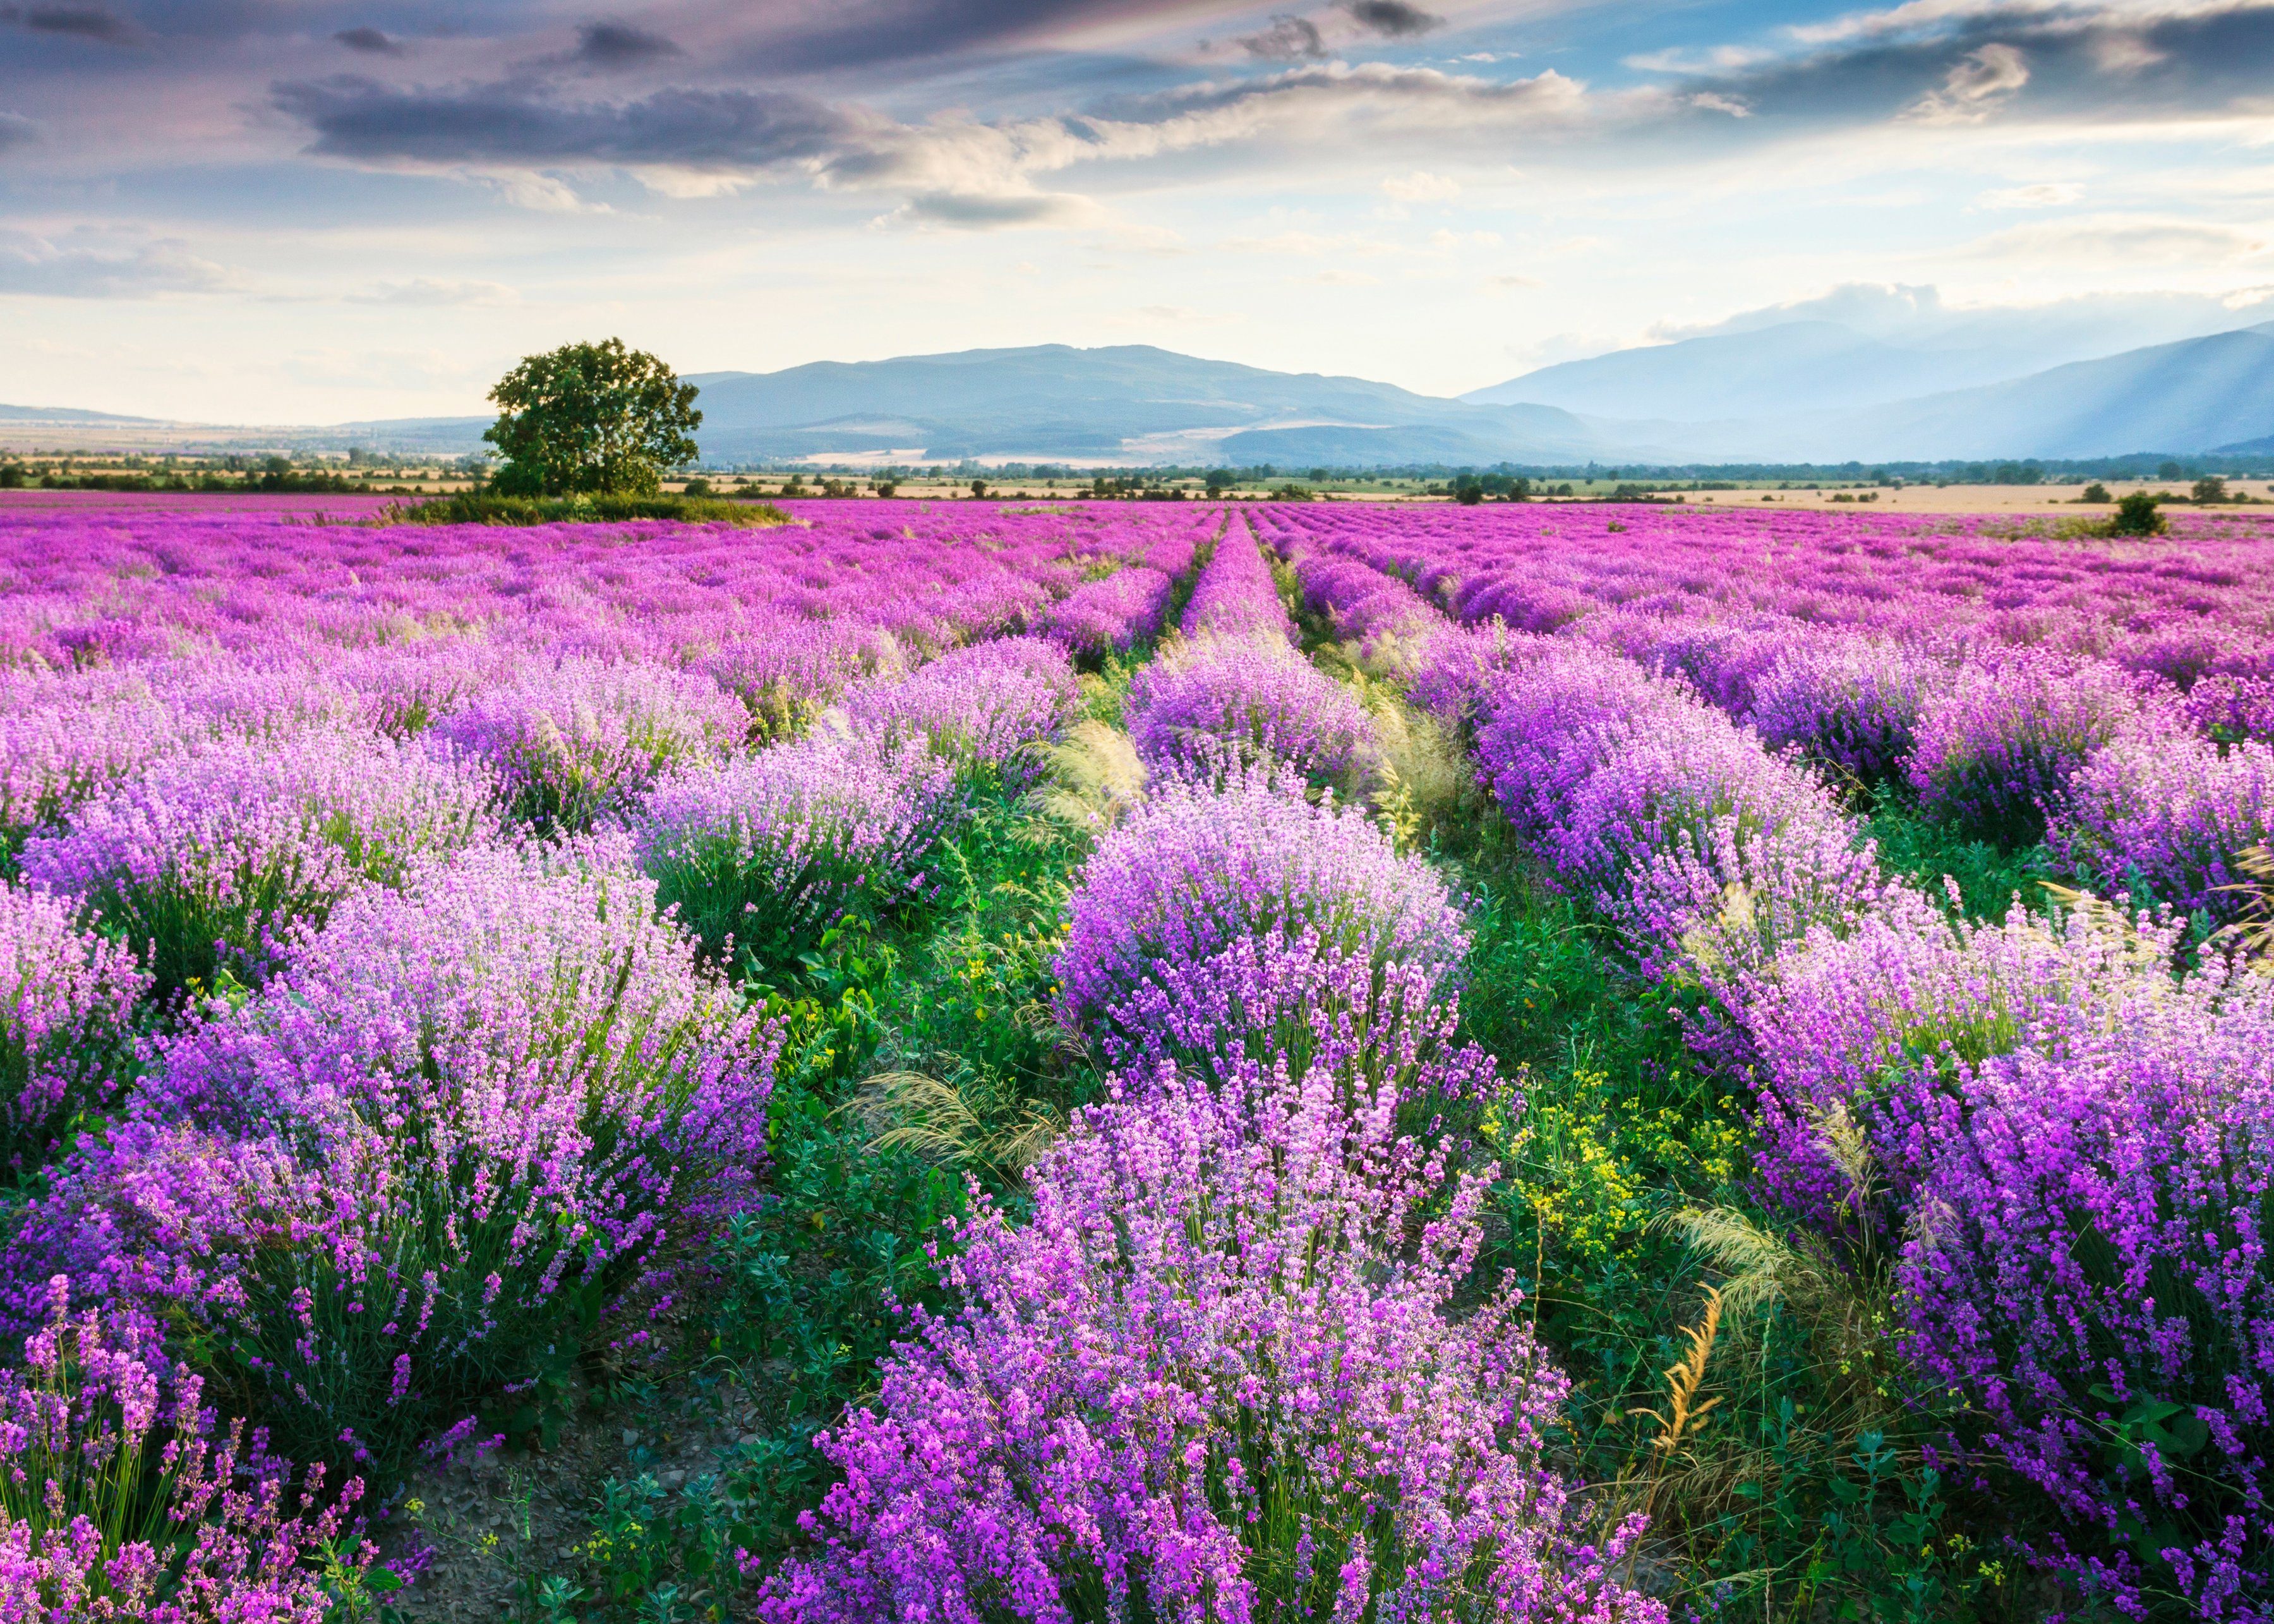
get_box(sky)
[3,0,2274,423]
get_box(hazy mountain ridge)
[11,322,2274,466]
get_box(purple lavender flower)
[2050,731,2274,925]
[1056,767,1469,1058]
[1126,639,1377,788]
[1908,651,2161,844]
[0,882,147,1170]
[839,635,1079,781]
[435,656,745,829]
[1749,635,1940,789]
[1181,522,1294,643]
[19,728,499,998]
[761,1059,1663,1624]
[637,734,959,967]
[12,837,781,1479]
[1039,565,1176,662]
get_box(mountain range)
[9,318,2274,467]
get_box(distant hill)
[680,345,1604,464]
[0,403,162,425]
[19,326,2274,467]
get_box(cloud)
[1381,168,1460,199]
[881,188,1098,226]
[0,112,36,153]
[1961,212,2271,264]
[1241,14,1325,58]
[333,26,402,56]
[1481,273,1541,290]
[1309,267,1381,284]
[575,21,685,68]
[1977,180,2084,207]
[1340,0,1443,37]
[349,277,519,305]
[1902,40,2028,120]
[0,231,237,298]
[1,4,137,44]
[1690,92,1752,115]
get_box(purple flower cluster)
[0,882,147,1169]
[20,727,499,997]
[435,656,745,830]
[1907,650,2163,843]
[2050,731,2274,925]
[0,1277,368,1620]
[1126,639,1377,786]
[702,615,906,745]
[1056,768,1469,1056]
[764,1057,1659,1624]
[1901,963,2274,1617]
[1748,635,1938,789]
[1181,521,1293,643]
[11,838,781,1477]
[637,735,959,965]
[839,635,1080,781]
[1038,565,1176,661]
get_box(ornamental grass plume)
[1125,639,1378,790]
[1900,961,2274,1621]
[761,1059,1663,1624]
[2049,731,2274,927]
[1748,634,1940,790]
[636,733,959,970]
[0,881,148,1174]
[840,635,1080,781]
[1055,766,1469,1060]
[12,837,782,1482]
[18,727,500,999]
[435,655,745,830]
[0,1277,370,1622]
[1907,650,2160,845]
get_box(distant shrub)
[20,729,499,998]
[398,492,788,527]
[2107,491,2167,537]
[1749,635,1938,789]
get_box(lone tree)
[484,338,701,497]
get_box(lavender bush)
[436,656,744,830]
[13,838,781,1479]
[1901,961,2274,1620]
[2050,731,2274,926]
[19,728,498,997]
[1748,635,1938,790]
[0,882,147,1172]
[1126,639,1377,788]
[637,734,959,968]
[761,1059,1662,1624]
[840,635,1080,781]
[0,1278,368,1621]
[1040,565,1176,663]
[1182,524,1293,643]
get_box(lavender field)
[3,495,2271,1622]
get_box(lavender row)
[1441,628,2273,1617]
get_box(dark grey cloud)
[723,0,1254,75]
[334,25,404,55]
[575,20,684,67]
[1241,14,1325,59]
[0,113,36,153]
[1676,2,2274,127]
[2,4,138,44]
[897,189,1085,225]
[273,76,868,171]
[1341,0,1441,38]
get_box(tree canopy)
[483,338,701,498]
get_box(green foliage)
[484,339,703,498]
[1864,786,2055,922]
[399,492,787,527]
[2108,491,2168,537]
